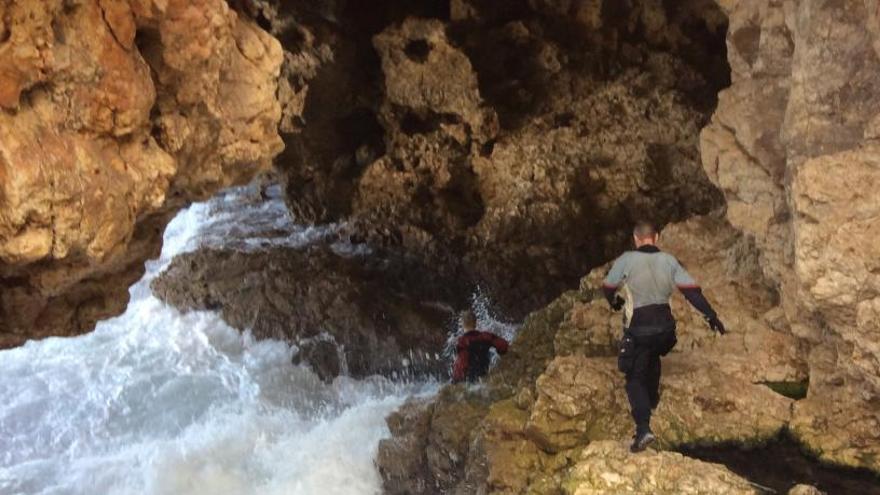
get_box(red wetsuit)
[452,330,509,383]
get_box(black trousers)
[622,330,676,435]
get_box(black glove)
[611,296,625,312]
[706,316,726,335]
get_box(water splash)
[442,289,521,374]
[0,186,434,495]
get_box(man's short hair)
[461,310,477,330]
[633,221,658,240]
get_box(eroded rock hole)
[480,139,496,157]
[337,108,386,174]
[134,27,163,73]
[760,380,809,400]
[554,112,575,128]
[400,110,461,135]
[404,39,431,63]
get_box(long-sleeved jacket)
[451,331,509,383]
[601,245,717,328]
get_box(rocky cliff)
[253,0,730,318]
[3,0,879,491]
[0,0,287,346]
[374,0,880,491]
[702,0,880,473]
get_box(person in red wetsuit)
[451,310,509,383]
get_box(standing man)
[602,221,725,452]
[451,310,509,383]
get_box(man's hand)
[611,295,625,312]
[706,316,726,335]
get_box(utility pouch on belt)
[617,332,637,373]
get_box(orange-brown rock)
[0,0,285,345]
[701,0,880,471]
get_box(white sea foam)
[0,187,433,495]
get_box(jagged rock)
[377,397,436,494]
[151,242,461,379]
[0,0,287,345]
[272,0,729,318]
[376,385,496,495]
[788,485,825,495]
[702,0,880,471]
[562,441,758,495]
[526,355,793,453]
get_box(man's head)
[461,310,477,332]
[633,221,659,247]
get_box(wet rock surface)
[0,0,288,345]
[152,230,464,380]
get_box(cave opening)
[404,38,432,63]
[269,0,737,318]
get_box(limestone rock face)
[270,0,729,317]
[701,0,880,470]
[0,0,286,345]
[563,441,758,495]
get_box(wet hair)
[633,221,658,240]
[461,310,477,330]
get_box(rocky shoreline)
[2,0,880,493]
[375,215,878,494]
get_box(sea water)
[0,187,434,495]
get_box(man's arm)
[672,258,725,334]
[490,334,509,354]
[602,255,628,309]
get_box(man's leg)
[647,352,661,410]
[624,346,653,436]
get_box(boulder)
[562,440,758,495]
[151,242,462,379]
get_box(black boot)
[630,430,656,453]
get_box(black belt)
[627,324,674,337]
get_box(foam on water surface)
[0,187,433,495]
